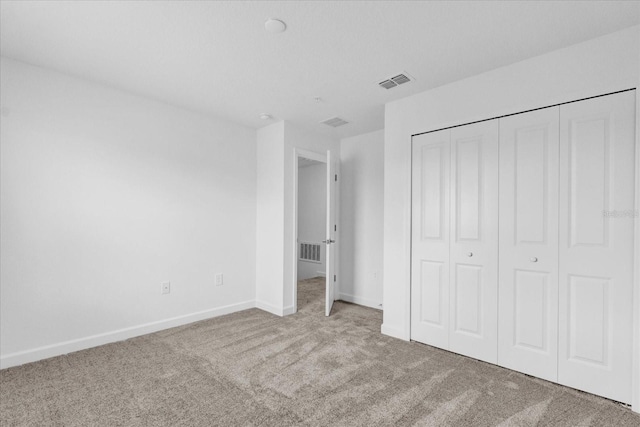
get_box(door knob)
[467,252,473,257]
[530,257,538,262]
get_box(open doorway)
[295,155,327,315]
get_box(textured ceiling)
[1,1,638,140]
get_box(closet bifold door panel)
[449,120,499,364]
[498,107,560,382]
[558,91,635,404]
[410,90,635,404]
[411,129,451,349]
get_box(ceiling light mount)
[259,113,273,120]
[264,18,287,33]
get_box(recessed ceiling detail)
[378,73,413,89]
[320,117,349,128]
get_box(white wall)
[339,130,384,309]
[255,122,285,315]
[0,58,257,368]
[297,163,326,280]
[382,25,640,343]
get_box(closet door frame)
[408,88,639,412]
[632,88,640,412]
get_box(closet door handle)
[530,257,538,263]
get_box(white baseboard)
[254,300,296,316]
[255,300,284,316]
[316,271,326,277]
[0,300,255,370]
[381,323,410,341]
[338,293,382,310]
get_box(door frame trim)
[632,86,640,412]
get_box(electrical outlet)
[161,282,171,295]
[215,274,223,286]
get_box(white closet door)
[558,91,636,404]
[498,107,560,382]
[449,120,499,364]
[411,130,451,349]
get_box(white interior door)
[498,107,560,382]
[411,129,451,349]
[558,91,636,404]
[325,150,336,316]
[449,119,499,364]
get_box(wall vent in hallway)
[299,242,321,263]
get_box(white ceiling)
[1,1,638,140]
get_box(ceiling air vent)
[379,79,397,89]
[321,117,349,128]
[378,72,413,89]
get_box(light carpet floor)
[1,277,639,426]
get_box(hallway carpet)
[1,277,639,426]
